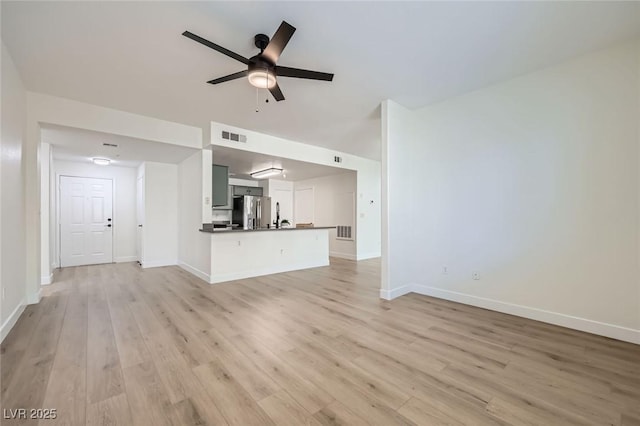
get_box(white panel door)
[273,188,293,223]
[60,176,113,267]
[294,188,314,225]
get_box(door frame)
[56,174,117,267]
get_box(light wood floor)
[1,258,639,425]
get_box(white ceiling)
[212,145,349,182]
[43,124,199,168]
[3,2,639,160]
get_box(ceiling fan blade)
[207,70,248,85]
[183,31,249,65]
[276,66,333,81]
[269,83,285,101]
[262,21,296,64]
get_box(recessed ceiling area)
[43,124,199,168]
[3,2,639,161]
[212,145,349,182]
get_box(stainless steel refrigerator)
[233,196,272,230]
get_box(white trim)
[141,259,177,269]
[329,251,357,260]
[115,256,138,263]
[178,261,210,282]
[409,284,640,345]
[1,300,26,343]
[379,284,414,301]
[357,252,381,261]
[210,259,329,284]
[41,273,53,285]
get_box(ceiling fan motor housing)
[249,56,275,72]
[254,34,270,51]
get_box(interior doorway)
[59,176,113,267]
[136,174,144,264]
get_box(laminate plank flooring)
[1,258,639,425]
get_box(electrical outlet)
[442,266,448,274]
[472,272,480,280]
[280,249,285,255]
[237,240,241,246]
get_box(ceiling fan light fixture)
[248,68,276,89]
[250,167,283,179]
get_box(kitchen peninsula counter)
[199,224,332,283]
[199,225,336,233]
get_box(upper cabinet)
[212,164,229,206]
[233,186,263,197]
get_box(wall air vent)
[336,225,352,240]
[221,130,247,143]
[102,143,118,148]
[334,156,342,163]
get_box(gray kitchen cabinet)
[233,185,263,196]
[212,164,229,206]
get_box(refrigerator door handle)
[256,199,261,229]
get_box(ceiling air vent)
[334,156,342,163]
[221,130,247,143]
[102,143,118,148]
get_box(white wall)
[53,159,138,264]
[1,42,28,341]
[178,150,212,280]
[209,122,381,260]
[141,162,178,268]
[294,173,357,260]
[27,92,202,149]
[40,143,51,284]
[381,100,422,299]
[383,40,640,343]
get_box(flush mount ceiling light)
[250,167,283,179]
[92,158,111,166]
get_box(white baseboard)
[410,284,640,345]
[330,251,357,260]
[1,299,26,343]
[115,256,138,263]
[379,284,414,301]
[178,261,210,282]
[357,252,381,261]
[210,259,330,284]
[141,259,177,269]
[41,272,53,286]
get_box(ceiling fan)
[183,21,333,102]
